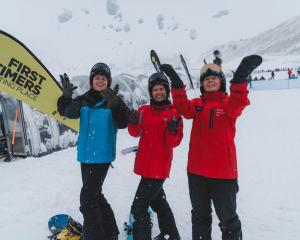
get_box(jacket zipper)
[209,107,215,128]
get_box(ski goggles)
[200,63,222,75]
[200,63,225,83]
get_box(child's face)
[92,74,108,91]
[152,84,167,102]
[203,75,221,92]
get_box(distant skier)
[297,69,300,78]
[127,72,183,240]
[57,63,129,240]
[271,71,275,80]
[288,68,292,79]
[248,75,253,88]
[161,55,262,240]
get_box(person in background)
[271,71,275,80]
[248,75,253,88]
[288,68,292,79]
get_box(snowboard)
[121,146,138,155]
[124,208,153,240]
[48,214,82,240]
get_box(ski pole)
[180,54,196,97]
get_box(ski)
[150,49,162,73]
[121,146,138,155]
[180,54,196,96]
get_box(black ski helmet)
[148,72,170,99]
[89,63,112,87]
[200,63,226,94]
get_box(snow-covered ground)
[1,87,300,240]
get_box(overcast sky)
[1,0,299,73]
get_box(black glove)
[128,110,141,125]
[161,64,184,88]
[60,73,77,99]
[167,116,181,133]
[231,55,263,84]
[100,84,119,108]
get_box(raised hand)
[60,73,77,99]
[161,64,184,88]
[232,55,263,84]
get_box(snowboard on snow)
[48,214,82,240]
[124,208,153,240]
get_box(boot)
[132,213,152,240]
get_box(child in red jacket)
[128,72,183,240]
[161,55,262,240]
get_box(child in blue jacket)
[57,63,128,240]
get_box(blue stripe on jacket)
[77,101,117,163]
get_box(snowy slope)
[1,88,300,240]
[202,14,300,64]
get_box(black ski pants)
[131,177,180,240]
[188,173,242,240]
[80,163,119,240]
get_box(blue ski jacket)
[57,89,128,164]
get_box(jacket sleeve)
[57,95,82,119]
[165,115,183,148]
[111,96,129,129]
[225,82,250,119]
[171,87,196,119]
[128,108,143,137]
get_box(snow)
[212,10,230,19]
[156,14,165,30]
[57,9,73,23]
[1,87,300,239]
[106,0,120,15]
[189,29,198,41]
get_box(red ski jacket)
[171,83,250,179]
[128,104,183,179]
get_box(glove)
[231,55,263,84]
[167,116,181,133]
[161,64,184,88]
[60,73,77,99]
[128,110,141,125]
[99,84,119,108]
